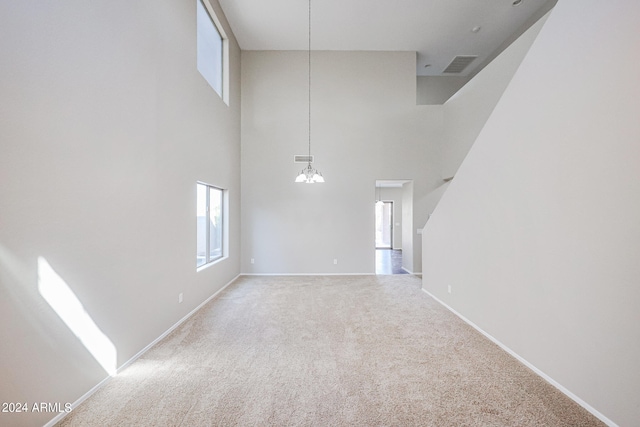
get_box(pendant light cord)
[308,0,312,161]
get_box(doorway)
[374,180,410,275]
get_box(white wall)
[241,51,442,274]
[422,181,451,224]
[0,1,241,425]
[401,182,415,273]
[416,76,470,105]
[423,0,640,425]
[441,12,548,179]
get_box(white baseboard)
[240,273,373,276]
[240,272,423,277]
[421,288,618,427]
[117,274,240,374]
[400,266,422,275]
[44,274,240,427]
[43,375,113,427]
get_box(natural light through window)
[37,257,117,376]
[197,0,224,98]
[197,182,225,268]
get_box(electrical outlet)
[447,285,452,294]
[250,258,255,264]
[333,259,338,265]
[178,293,183,303]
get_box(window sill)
[196,255,228,272]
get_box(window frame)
[196,0,229,104]
[196,182,227,269]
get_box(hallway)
[375,249,407,275]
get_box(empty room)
[1,0,638,426]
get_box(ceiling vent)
[294,155,314,163]
[443,56,478,73]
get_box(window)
[197,182,225,268]
[197,0,225,100]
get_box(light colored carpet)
[57,275,604,426]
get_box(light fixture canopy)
[295,0,324,184]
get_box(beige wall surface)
[416,76,470,106]
[0,0,241,425]
[241,50,443,275]
[401,182,415,273]
[441,12,548,179]
[423,0,640,425]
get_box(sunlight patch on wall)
[37,257,117,376]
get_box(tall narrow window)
[197,182,225,268]
[197,0,224,98]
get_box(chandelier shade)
[296,163,325,183]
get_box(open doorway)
[375,180,409,275]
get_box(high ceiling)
[218,0,556,77]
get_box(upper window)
[197,182,225,268]
[197,0,226,100]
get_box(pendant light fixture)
[375,183,384,206]
[295,0,324,184]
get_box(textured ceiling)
[218,0,556,76]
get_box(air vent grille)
[294,155,314,163]
[443,56,477,74]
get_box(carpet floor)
[57,275,604,426]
